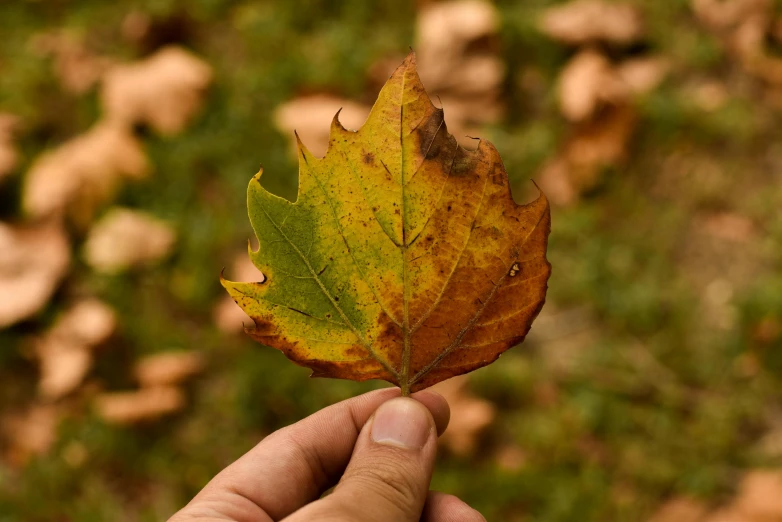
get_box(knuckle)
[342,455,422,512]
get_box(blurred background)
[1,0,782,520]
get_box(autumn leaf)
[222,53,551,394]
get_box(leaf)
[34,298,116,399]
[222,53,551,394]
[94,387,185,425]
[82,207,175,273]
[430,375,496,455]
[538,0,644,46]
[0,221,70,328]
[100,46,212,136]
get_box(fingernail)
[371,398,432,449]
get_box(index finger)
[181,387,449,521]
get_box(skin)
[169,388,485,522]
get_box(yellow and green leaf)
[222,53,551,394]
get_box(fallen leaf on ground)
[1,404,59,466]
[35,299,116,399]
[691,0,782,87]
[431,375,496,456]
[415,0,504,144]
[559,51,669,122]
[733,470,782,520]
[134,351,205,387]
[95,386,185,425]
[36,341,92,400]
[213,253,265,333]
[0,113,20,181]
[559,50,623,122]
[616,57,670,96]
[416,0,500,89]
[121,10,152,43]
[222,53,551,393]
[539,0,644,46]
[49,298,117,347]
[82,207,175,273]
[101,46,212,135]
[30,31,110,94]
[274,95,370,158]
[23,122,149,224]
[540,105,637,205]
[691,0,769,33]
[705,508,747,522]
[700,212,756,243]
[494,444,528,472]
[647,497,709,522]
[0,221,70,328]
[689,80,730,112]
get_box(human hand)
[169,388,485,521]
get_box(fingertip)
[411,389,450,436]
[423,492,486,522]
[371,397,435,450]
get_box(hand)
[169,387,485,521]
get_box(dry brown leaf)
[559,50,623,122]
[734,470,782,520]
[121,10,152,43]
[134,351,205,387]
[540,105,637,205]
[100,46,212,135]
[213,253,264,333]
[616,57,670,95]
[0,113,20,181]
[34,299,116,399]
[95,386,185,425]
[1,404,59,466]
[753,317,782,345]
[414,0,504,143]
[559,51,668,122]
[690,0,782,87]
[705,508,748,522]
[82,207,175,273]
[51,298,117,347]
[430,375,496,456]
[539,0,644,46]
[30,31,110,94]
[416,0,500,89]
[700,212,756,243]
[0,221,70,328]
[691,0,769,32]
[273,95,370,158]
[494,444,528,473]
[23,122,149,224]
[36,340,92,400]
[648,497,710,522]
[690,80,730,112]
[757,421,782,460]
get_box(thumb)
[286,397,438,522]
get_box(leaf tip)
[331,108,347,132]
[530,179,549,204]
[294,130,316,161]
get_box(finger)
[422,491,486,522]
[287,397,438,522]
[173,388,449,521]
